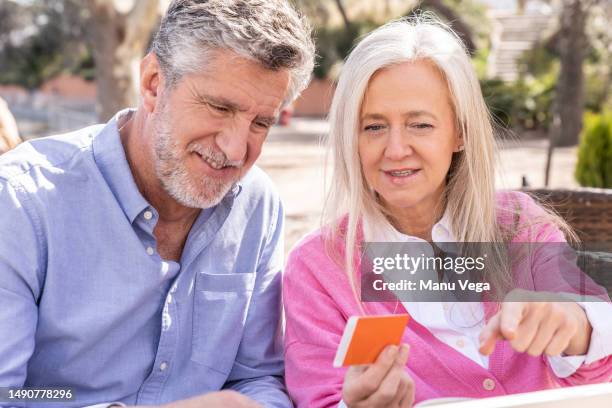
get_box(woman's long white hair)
[322,16,558,311]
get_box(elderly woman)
[283,18,612,408]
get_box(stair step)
[488,11,556,81]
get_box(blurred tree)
[552,0,590,147]
[0,0,89,89]
[0,1,165,120]
[294,0,332,27]
[545,0,602,185]
[405,0,477,54]
[333,0,351,27]
[0,1,26,49]
[84,0,161,121]
[583,2,612,112]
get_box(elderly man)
[0,1,314,407]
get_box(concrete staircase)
[487,11,556,82]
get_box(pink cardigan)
[283,191,612,407]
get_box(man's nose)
[216,120,249,164]
[384,126,413,161]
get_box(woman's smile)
[381,167,422,185]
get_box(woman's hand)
[479,289,592,357]
[343,344,414,408]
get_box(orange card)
[333,314,410,367]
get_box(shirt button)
[143,210,153,220]
[146,246,155,256]
[483,378,496,391]
[443,304,450,311]
[456,339,465,348]
[159,361,168,371]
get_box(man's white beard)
[153,107,238,209]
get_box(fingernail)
[400,344,410,361]
[387,345,398,357]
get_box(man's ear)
[140,52,162,113]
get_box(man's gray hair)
[151,0,315,104]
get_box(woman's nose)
[384,126,413,161]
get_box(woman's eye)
[412,123,433,129]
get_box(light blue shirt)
[0,111,291,407]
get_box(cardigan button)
[483,378,496,391]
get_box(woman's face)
[358,60,462,215]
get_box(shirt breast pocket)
[191,271,256,374]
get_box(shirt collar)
[363,207,456,243]
[92,109,150,224]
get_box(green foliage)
[471,47,489,79]
[0,29,66,89]
[517,41,558,78]
[0,0,90,89]
[575,111,612,188]
[480,72,556,131]
[584,66,612,113]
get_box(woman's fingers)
[364,364,403,406]
[398,376,415,408]
[480,301,546,355]
[396,344,410,366]
[479,312,503,355]
[508,303,543,353]
[524,304,565,356]
[544,325,574,356]
[343,344,413,407]
[343,345,399,403]
[387,372,413,408]
[479,301,532,355]
[361,345,400,389]
[388,378,407,408]
[499,301,525,340]
[381,344,411,407]
[540,303,580,356]
[362,345,411,407]
[479,298,562,356]
[479,297,589,358]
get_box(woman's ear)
[140,53,162,113]
[454,135,465,152]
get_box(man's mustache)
[189,144,245,168]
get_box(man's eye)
[209,103,230,113]
[254,121,271,130]
[364,124,386,132]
